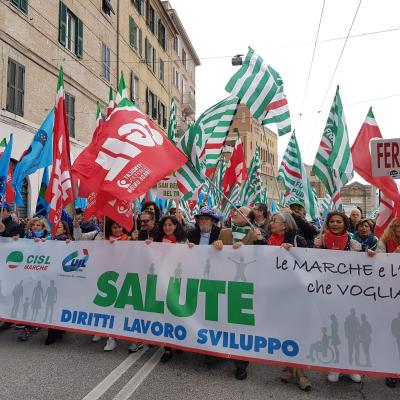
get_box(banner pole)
[201,172,256,229]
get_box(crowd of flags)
[0,46,399,238]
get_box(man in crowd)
[0,202,21,238]
[284,199,319,247]
[213,205,258,380]
[132,210,157,241]
[349,208,362,234]
[187,208,221,245]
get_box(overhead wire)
[305,0,363,160]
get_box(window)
[101,43,110,81]
[182,49,187,68]
[138,28,143,56]
[161,103,167,128]
[145,38,152,68]
[173,36,178,54]
[129,16,138,49]
[6,59,25,117]
[10,0,28,14]
[133,0,144,15]
[158,20,166,50]
[65,92,75,138]
[159,59,164,82]
[131,72,139,105]
[172,67,179,88]
[59,2,83,58]
[146,89,158,120]
[152,48,157,74]
[102,0,114,16]
[146,2,155,33]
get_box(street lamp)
[231,54,243,66]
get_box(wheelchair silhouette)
[307,327,335,364]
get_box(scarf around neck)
[162,235,177,244]
[324,230,349,250]
[267,233,285,246]
[231,224,251,243]
[386,238,400,253]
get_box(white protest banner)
[0,238,399,377]
[371,138,400,178]
[156,176,179,199]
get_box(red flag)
[72,104,187,202]
[351,108,400,205]
[45,67,73,237]
[222,133,248,196]
[0,152,15,203]
[375,193,396,238]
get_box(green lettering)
[93,271,119,307]
[227,281,255,326]
[144,274,164,313]
[199,279,226,322]
[166,278,199,317]
[114,273,144,310]
[27,255,34,263]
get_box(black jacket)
[0,216,22,237]
[291,213,318,245]
[137,227,157,241]
[187,225,221,245]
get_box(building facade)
[224,103,281,203]
[0,0,199,215]
[340,181,377,217]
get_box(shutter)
[6,60,16,113]
[16,64,25,116]
[59,2,67,46]
[76,18,83,58]
[138,28,143,56]
[129,16,134,47]
[152,48,156,73]
[154,12,158,36]
[140,0,144,15]
[101,43,106,77]
[69,95,75,137]
[130,71,135,103]
[20,0,28,13]
[11,0,19,6]
[157,100,161,125]
[145,88,149,115]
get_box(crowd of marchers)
[1,199,400,392]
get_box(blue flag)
[34,167,50,217]
[0,134,13,199]
[12,108,54,206]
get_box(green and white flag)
[168,99,176,143]
[225,47,291,135]
[200,96,240,174]
[211,159,227,207]
[220,183,240,219]
[240,145,262,206]
[312,86,353,211]
[279,131,318,219]
[176,96,239,201]
[115,72,128,105]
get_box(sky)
[171,0,400,172]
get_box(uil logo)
[62,249,89,273]
[6,251,24,269]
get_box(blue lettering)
[174,325,186,340]
[151,321,163,336]
[197,328,208,344]
[61,309,71,322]
[282,340,299,357]
[164,323,174,338]
[140,319,151,334]
[210,330,222,346]
[268,338,281,354]
[254,336,267,352]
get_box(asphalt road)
[0,327,398,400]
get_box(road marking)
[113,347,163,400]
[82,349,147,400]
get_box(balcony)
[182,92,196,115]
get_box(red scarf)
[162,235,177,244]
[324,230,349,250]
[386,239,400,253]
[267,233,285,246]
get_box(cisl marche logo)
[6,251,24,269]
[5,251,50,271]
[62,249,89,273]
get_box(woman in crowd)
[375,218,400,388]
[352,219,378,252]
[45,220,72,345]
[149,215,192,362]
[100,218,130,351]
[249,203,270,240]
[314,211,362,384]
[254,211,311,391]
[16,217,51,341]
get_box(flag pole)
[201,172,256,229]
